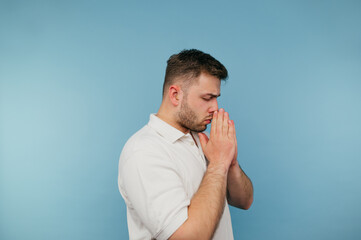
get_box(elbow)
[236,200,252,210]
[242,197,253,210]
[243,195,253,210]
[229,195,253,210]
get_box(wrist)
[207,162,229,176]
[227,162,243,180]
[229,161,240,170]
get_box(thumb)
[198,132,209,150]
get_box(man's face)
[177,73,221,132]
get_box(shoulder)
[119,125,170,166]
[123,125,165,152]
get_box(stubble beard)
[177,99,207,133]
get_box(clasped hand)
[198,108,237,172]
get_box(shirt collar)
[147,114,186,143]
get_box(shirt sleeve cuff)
[155,207,188,240]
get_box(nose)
[209,99,218,114]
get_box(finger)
[228,119,234,139]
[223,111,230,136]
[232,120,238,159]
[198,132,209,151]
[217,108,224,135]
[232,120,237,142]
[210,110,218,137]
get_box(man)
[118,49,253,240]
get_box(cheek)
[197,101,212,112]
[189,98,212,113]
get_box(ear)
[168,85,182,106]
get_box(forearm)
[227,163,253,209]
[170,163,228,240]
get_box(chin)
[192,125,207,133]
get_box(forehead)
[188,73,221,95]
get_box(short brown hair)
[162,49,228,96]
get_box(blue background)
[1,1,361,239]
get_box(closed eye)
[202,93,220,101]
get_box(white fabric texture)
[118,114,234,240]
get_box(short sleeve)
[119,150,190,240]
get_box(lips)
[204,119,212,124]
[204,115,213,124]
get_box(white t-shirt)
[118,114,234,240]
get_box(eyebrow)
[203,93,221,98]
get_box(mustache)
[205,115,213,120]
